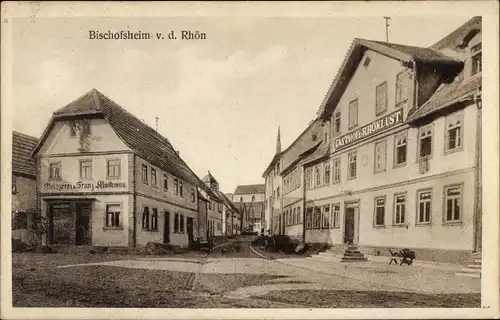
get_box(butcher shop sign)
[43,180,127,192]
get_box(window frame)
[393,193,407,226]
[332,157,341,184]
[305,207,313,230]
[104,203,122,229]
[331,203,340,229]
[12,176,17,194]
[443,183,464,225]
[373,196,386,227]
[322,204,330,229]
[79,159,93,180]
[142,206,150,230]
[417,124,434,161]
[394,131,408,168]
[374,140,387,174]
[333,111,341,136]
[48,161,62,181]
[179,181,184,197]
[348,151,357,180]
[180,214,185,233]
[348,98,359,130]
[151,207,159,231]
[163,174,168,191]
[444,111,464,154]
[313,206,322,229]
[395,70,409,105]
[142,164,148,184]
[416,188,433,225]
[470,42,482,76]
[174,213,179,233]
[323,161,331,185]
[375,81,388,116]
[107,158,121,179]
[315,164,322,187]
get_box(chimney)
[176,150,180,155]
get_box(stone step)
[341,256,368,262]
[467,264,481,269]
[307,256,340,262]
[461,267,482,273]
[455,272,481,278]
[345,250,362,254]
[474,259,481,264]
[318,252,338,258]
[343,252,365,257]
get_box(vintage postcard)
[1,1,499,319]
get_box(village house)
[233,184,265,233]
[12,131,39,246]
[262,128,283,235]
[31,89,216,249]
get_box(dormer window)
[471,43,482,76]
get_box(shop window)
[142,164,148,184]
[306,207,313,229]
[394,132,407,167]
[333,157,341,183]
[395,71,409,104]
[12,176,17,194]
[315,164,322,187]
[180,214,185,233]
[49,162,61,180]
[313,206,322,229]
[142,207,150,230]
[79,160,93,180]
[417,189,432,224]
[376,81,388,116]
[348,99,358,129]
[324,162,331,185]
[374,197,386,227]
[394,194,406,226]
[348,151,357,180]
[107,159,121,178]
[445,112,464,153]
[163,174,168,191]
[471,43,482,76]
[151,168,157,187]
[174,178,179,195]
[151,208,158,231]
[322,205,330,229]
[333,111,341,136]
[331,204,340,229]
[374,140,387,173]
[444,185,462,223]
[105,204,121,228]
[418,124,433,160]
[174,213,179,233]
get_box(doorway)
[75,203,92,245]
[163,212,170,244]
[344,207,355,244]
[187,217,194,246]
[48,203,72,245]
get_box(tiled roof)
[300,142,330,166]
[318,38,463,120]
[202,171,218,184]
[12,131,38,177]
[33,89,215,197]
[281,141,321,176]
[215,189,239,213]
[407,73,481,122]
[234,184,265,195]
[430,17,481,51]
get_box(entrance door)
[187,217,194,246]
[344,207,355,244]
[75,203,92,245]
[48,204,72,245]
[163,212,170,244]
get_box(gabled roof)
[281,140,321,176]
[202,171,218,185]
[12,131,38,177]
[407,73,481,122]
[214,189,239,213]
[262,152,281,178]
[31,89,215,197]
[234,184,265,195]
[300,142,330,167]
[317,38,463,120]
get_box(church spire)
[276,126,281,154]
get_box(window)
[306,207,313,229]
[82,120,91,135]
[151,168,157,187]
[79,160,93,180]
[191,188,195,202]
[163,174,168,191]
[322,205,330,229]
[324,131,329,144]
[292,207,297,225]
[174,178,179,195]
[49,162,61,180]
[218,202,222,213]
[276,187,280,198]
[394,194,406,225]
[444,185,462,223]
[376,82,388,116]
[12,176,17,194]
[374,197,386,226]
[348,99,358,129]
[305,167,313,189]
[142,164,148,184]
[418,124,433,159]
[332,158,341,183]
[374,140,387,173]
[179,181,183,197]
[315,164,322,187]
[151,208,158,231]
[333,111,341,136]
[69,122,76,137]
[313,206,322,229]
[142,207,150,230]
[107,159,121,178]
[105,204,121,228]
[395,71,409,104]
[174,213,179,233]
[297,206,302,224]
[252,195,255,202]
[12,212,28,230]
[363,57,371,67]
[417,189,432,224]
[348,151,357,180]
[331,204,340,228]
[471,43,482,76]
[445,112,463,152]
[394,132,407,166]
[324,162,331,185]
[180,214,185,233]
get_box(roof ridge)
[13,131,39,141]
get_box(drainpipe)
[413,60,419,109]
[472,90,482,252]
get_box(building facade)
[233,184,265,232]
[32,89,214,249]
[12,131,39,246]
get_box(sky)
[12,16,472,193]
